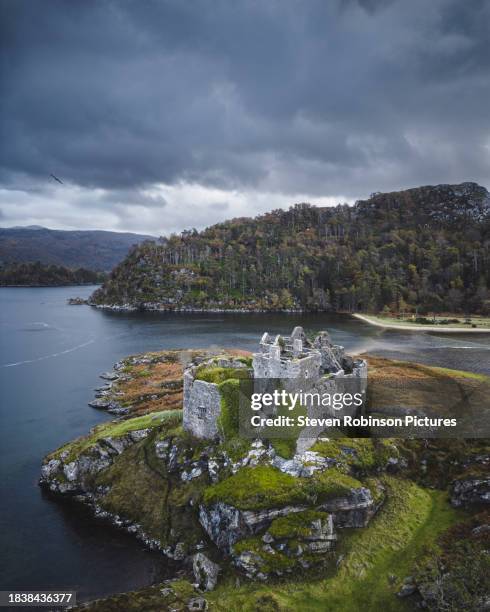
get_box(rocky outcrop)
[198,502,308,553]
[451,475,490,507]
[41,409,386,584]
[271,451,336,478]
[318,486,380,528]
[100,371,120,381]
[199,482,379,558]
[40,429,151,494]
[87,398,129,415]
[40,425,208,561]
[192,553,220,591]
[187,596,208,611]
[234,511,337,579]
[396,576,417,599]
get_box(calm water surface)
[1,286,489,601]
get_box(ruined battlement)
[183,327,367,440]
[253,326,349,379]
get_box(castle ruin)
[183,326,367,440]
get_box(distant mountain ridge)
[91,182,490,314]
[8,225,46,230]
[0,227,156,272]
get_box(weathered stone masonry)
[183,326,367,440]
[183,356,249,439]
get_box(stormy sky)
[1,0,489,236]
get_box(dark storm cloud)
[1,0,489,215]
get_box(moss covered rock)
[233,510,337,579]
[199,465,380,556]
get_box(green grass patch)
[48,409,182,463]
[203,465,363,511]
[269,438,297,460]
[236,356,253,367]
[430,366,490,382]
[203,466,304,510]
[268,510,329,539]
[233,535,298,574]
[309,469,364,501]
[195,366,250,384]
[73,579,199,612]
[220,436,252,463]
[95,442,170,540]
[133,368,152,378]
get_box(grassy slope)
[93,427,209,548]
[364,356,490,422]
[207,476,464,612]
[47,410,182,462]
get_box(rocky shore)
[39,350,490,611]
[39,421,388,574]
[89,302,307,313]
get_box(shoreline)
[90,303,311,314]
[89,303,490,334]
[0,283,102,288]
[353,313,490,333]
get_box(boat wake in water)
[1,338,96,368]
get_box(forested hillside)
[0,261,106,286]
[91,183,490,314]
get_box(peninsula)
[39,327,490,611]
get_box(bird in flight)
[49,173,63,184]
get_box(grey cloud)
[209,202,230,212]
[1,0,489,215]
[100,189,168,209]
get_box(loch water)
[1,286,489,601]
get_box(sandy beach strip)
[353,313,490,333]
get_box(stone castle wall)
[182,327,368,440]
[183,369,223,439]
[183,356,248,440]
[252,351,322,379]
